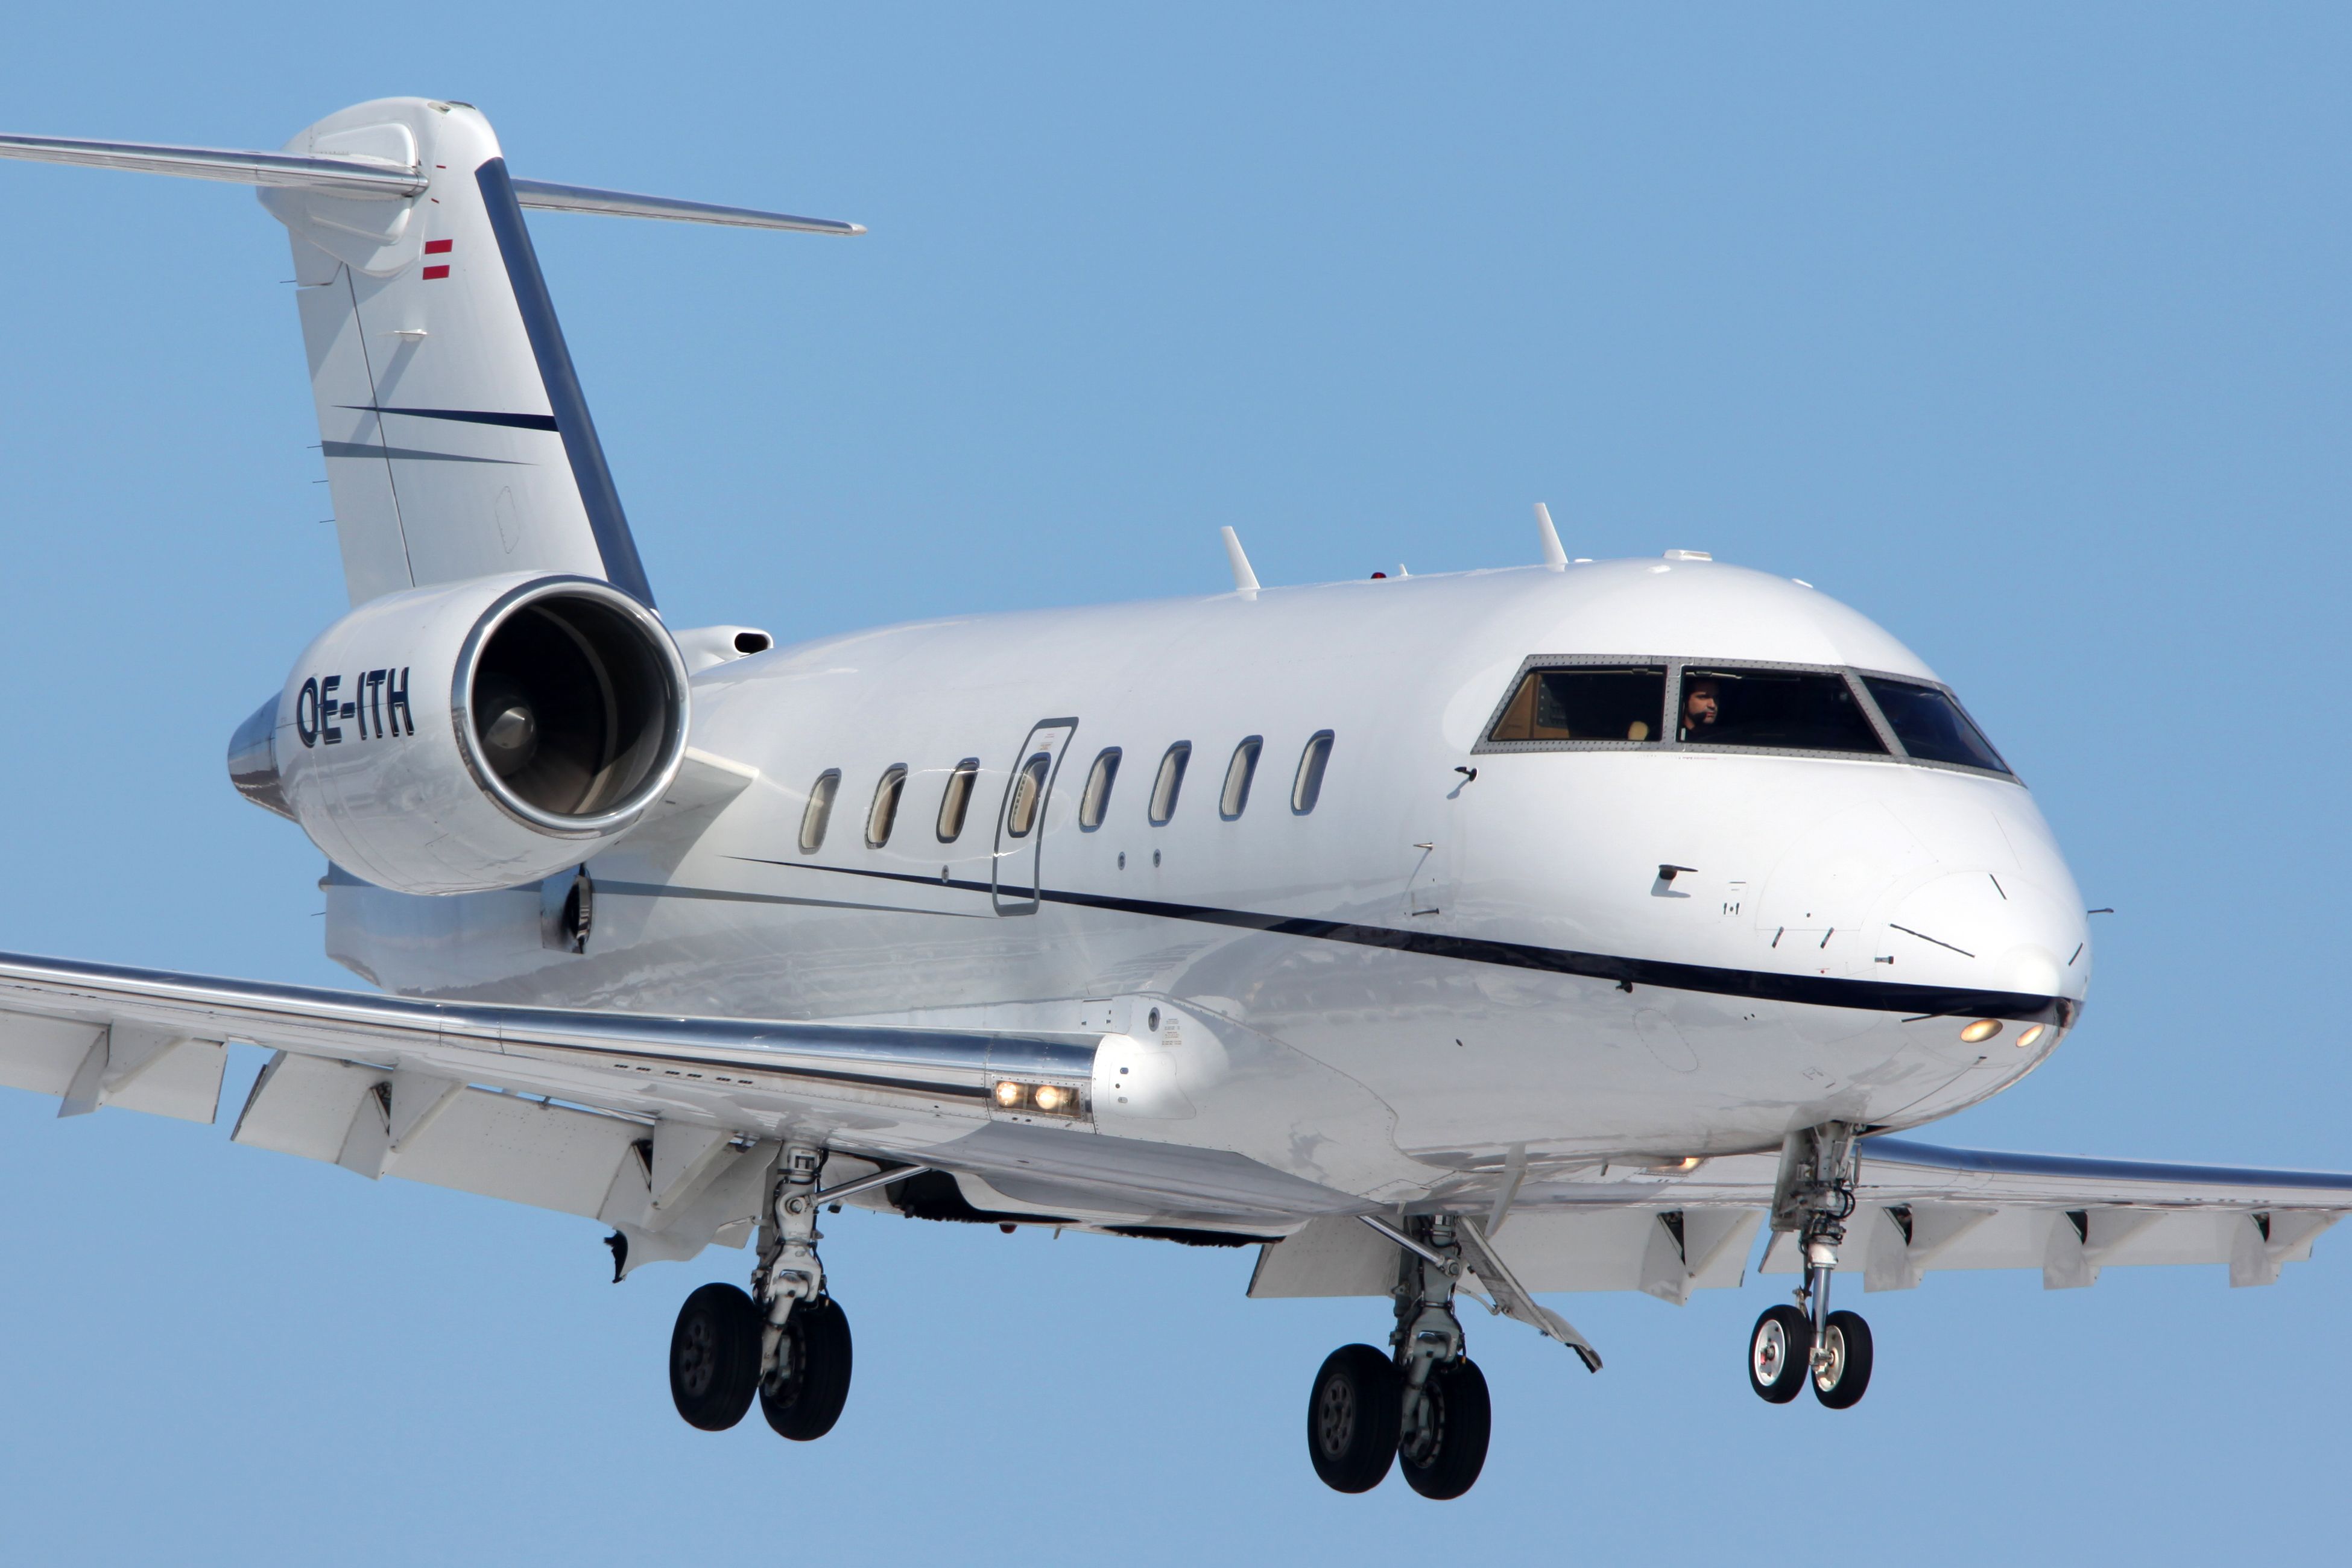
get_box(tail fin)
[1,99,859,609]
[270,100,648,605]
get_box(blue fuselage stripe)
[726,858,2076,1025]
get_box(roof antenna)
[1534,502,1568,571]
[1221,526,1260,596]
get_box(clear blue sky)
[1,5,2345,1561]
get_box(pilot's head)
[1683,678,1721,732]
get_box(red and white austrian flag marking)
[421,238,452,279]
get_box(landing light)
[1959,1019,2003,1044]
[991,1080,1084,1118]
[2016,1025,2046,1050]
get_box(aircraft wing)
[1253,1137,2352,1307]
[0,948,1114,1274]
[1769,1137,2352,1291]
[10,946,2348,1311]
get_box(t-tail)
[1,97,859,608]
[2,101,853,894]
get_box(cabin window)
[936,758,980,842]
[1488,666,1667,743]
[1292,731,1333,814]
[1079,748,1121,830]
[1005,751,1051,838]
[1219,736,1262,820]
[798,770,841,853]
[1862,677,2011,774]
[865,765,907,847]
[1678,668,1885,754]
[1148,742,1191,825]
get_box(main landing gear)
[1749,1122,1874,1409]
[1306,1215,1493,1500]
[668,1142,855,1441]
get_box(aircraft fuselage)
[326,555,2090,1198]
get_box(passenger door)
[993,719,1079,914]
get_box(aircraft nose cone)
[1883,868,2088,1000]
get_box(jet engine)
[227,573,691,895]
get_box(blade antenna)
[1534,502,1569,570]
[1221,526,1261,596]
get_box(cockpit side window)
[1677,668,1885,754]
[1862,677,2011,774]
[1488,666,1666,744]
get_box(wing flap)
[0,948,1118,1267]
[1737,1136,2352,1291]
[0,949,1095,1131]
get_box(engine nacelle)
[228,574,691,894]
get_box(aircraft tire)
[1306,1344,1402,1493]
[1748,1304,1812,1404]
[760,1297,854,1441]
[1399,1357,1491,1500]
[1811,1309,1873,1409]
[670,1282,762,1431]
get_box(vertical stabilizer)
[263,99,653,608]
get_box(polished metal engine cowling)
[229,572,690,894]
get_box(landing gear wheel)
[1811,1309,1873,1409]
[760,1297,854,1441]
[1748,1304,1812,1405]
[670,1282,761,1430]
[1399,1358,1491,1501]
[1306,1345,1402,1493]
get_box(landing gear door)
[993,719,1078,915]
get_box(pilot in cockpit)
[1680,677,1722,741]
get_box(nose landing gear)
[1810,1309,1873,1409]
[1305,1215,1494,1500]
[1749,1122,1876,1409]
[666,1142,855,1441]
[1748,1302,1811,1403]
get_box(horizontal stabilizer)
[508,179,862,234]
[0,130,423,195]
[0,130,862,232]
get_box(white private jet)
[5,97,2347,1501]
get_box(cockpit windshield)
[1861,676,2008,773]
[1480,657,2017,779]
[1490,666,1666,743]
[1677,668,1883,753]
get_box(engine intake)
[232,573,690,894]
[459,586,681,830]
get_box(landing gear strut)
[1750,1121,1874,1409]
[666,1142,855,1440]
[1305,1215,1493,1500]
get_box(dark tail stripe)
[729,858,2076,1026]
[473,157,657,609]
[322,439,525,464]
[340,405,559,432]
